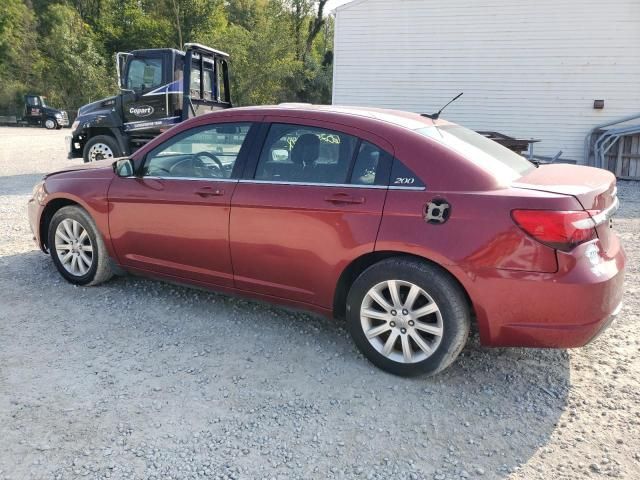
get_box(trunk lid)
[513,164,618,251]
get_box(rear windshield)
[416,125,534,179]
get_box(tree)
[39,3,112,108]
[162,0,226,47]
[284,0,333,103]
[206,1,299,105]
[98,0,174,53]
[0,0,335,112]
[0,0,40,111]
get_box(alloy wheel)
[360,280,443,363]
[54,219,94,276]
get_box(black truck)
[68,43,232,162]
[0,94,69,129]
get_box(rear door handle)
[324,193,365,205]
[195,187,225,197]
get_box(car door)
[122,53,176,134]
[24,96,42,121]
[229,118,393,309]
[108,121,257,287]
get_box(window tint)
[27,96,39,106]
[256,124,358,184]
[390,159,425,188]
[127,58,163,91]
[350,141,392,186]
[143,123,251,179]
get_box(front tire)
[346,258,470,377]
[83,135,119,163]
[44,118,57,130]
[48,206,113,286]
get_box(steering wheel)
[192,151,224,178]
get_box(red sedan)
[28,105,625,376]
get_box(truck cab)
[24,95,69,129]
[69,43,231,162]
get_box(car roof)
[215,104,453,131]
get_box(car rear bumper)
[454,236,626,348]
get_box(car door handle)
[195,187,225,197]
[324,193,365,205]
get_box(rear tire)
[346,257,470,377]
[83,135,119,163]
[47,206,113,286]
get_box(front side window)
[127,58,163,91]
[255,124,358,184]
[143,123,251,179]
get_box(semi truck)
[0,95,69,129]
[68,43,232,162]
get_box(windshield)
[416,125,534,181]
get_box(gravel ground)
[0,126,638,480]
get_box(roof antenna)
[421,92,463,120]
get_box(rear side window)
[350,141,393,186]
[255,124,358,184]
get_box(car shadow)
[0,250,570,479]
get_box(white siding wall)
[333,0,640,162]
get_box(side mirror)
[116,52,135,93]
[113,158,135,177]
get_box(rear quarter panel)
[376,187,585,344]
[377,187,583,272]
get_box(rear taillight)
[511,210,597,252]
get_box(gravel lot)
[0,126,638,480]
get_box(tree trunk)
[171,0,183,48]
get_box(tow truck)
[0,95,69,129]
[68,43,232,162]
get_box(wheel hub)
[88,143,114,162]
[393,315,410,330]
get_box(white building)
[332,0,640,165]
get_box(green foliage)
[39,4,113,108]
[0,0,40,111]
[0,0,334,112]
